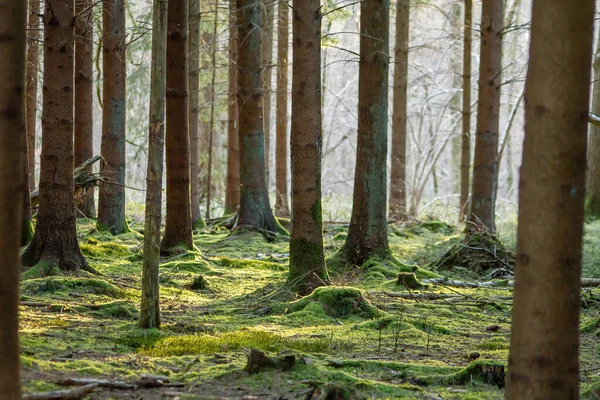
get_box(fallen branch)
[59,378,135,390]
[383,292,459,300]
[589,112,600,126]
[422,278,510,288]
[22,383,98,400]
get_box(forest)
[0,0,599,398]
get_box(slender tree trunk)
[26,0,40,192]
[262,0,274,187]
[449,3,462,196]
[587,23,600,217]
[140,0,168,330]
[340,0,390,266]
[235,0,282,233]
[75,0,96,218]
[459,0,472,220]
[0,1,26,397]
[22,116,34,246]
[275,0,290,216]
[225,0,240,215]
[389,0,409,222]
[205,3,218,220]
[162,0,193,251]
[506,1,594,397]
[98,0,128,234]
[469,0,502,232]
[288,0,328,295]
[22,0,89,272]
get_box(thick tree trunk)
[75,0,96,218]
[288,0,328,295]
[586,24,600,217]
[225,0,240,215]
[275,0,290,216]
[235,0,281,234]
[388,0,409,222]
[469,0,502,232]
[162,0,193,251]
[340,0,390,266]
[0,1,26,397]
[505,1,594,398]
[22,0,89,272]
[26,0,40,192]
[98,0,128,234]
[140,0,168,330]
[460,0,472,220]
[262,0,274,187]
[205,3,219,220]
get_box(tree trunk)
[587,20,600,217]
[22,0,89,272]
[98,0,128,234]
[262,0,274,187]
[275,0,290,216]
[460,0,472,220]
[339,0,390,266]
[162,0,193,252]
[205,3,218,220]
[469,0,502,232]
[0,1,26,397]
[235,0,281,234]
[225,0,240,215]
[140,0,168,330]
[26,0,40,192]
[449,3,462,199]
[388,0,409,222]
[288,0,328,295]
[75,0,95,218]
[505,1,594,398]
[22,113,34,246]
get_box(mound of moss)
[406,218,456,235]
[80,241,131,259]
[87,300,138,320]
[288,287,379,319]
[21,277,125,298]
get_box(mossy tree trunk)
[469,0,502,232]
[586,25,600,218]
[26,0,40,192]
[205,2,219,220]
[506,1,594,398]
[75,0,96,218]
[388,0,409,222]
[261,0,274,187]
[275,0,290,217]
[339,0,391,266]
[98,0,128,234]
[162,0,194,252]
[288,0,328,295]
[225,0,240,215]
[140,0,168,330]
[0,1,26,397]
[22,0,89,272]
[460,0,472,220]
[235,0,281,234]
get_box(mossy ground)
[17,217,600,399]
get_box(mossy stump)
[397,272,423,289]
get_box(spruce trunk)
[460,0,472,220]
[275,0,290,216]
[262,0,274,187]
[225,0,240,215]
[26,0,40,192]
[586,23,600,217]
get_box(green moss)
[476,337,509,350]
[80,241,131,259]
[161,259,213,274]
[213,256,286,271]
[87,300,138,320]
[582,317,600,333]
[190,275,209,290]
[311,200,322,225]
[115,324,164,348]
[22,219,34,246]
[21,262,63,280]
[288,287,379,319]
[288,238,328,293]
[21,277,125,297]
[333,232,347,241]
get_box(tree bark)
[98,0,128,234]
[460,0,472,220]
[0,0,26,397]
[205,3,219,220]
[26,0,40,192]
[140,0,168,330]
[162,0,193,251]
[469,0,502,232]
[22,0,89,272]
[505,1,594,398]
[225,0,240,215]
[388,0,409,222]
[288,0,328,295]
[262,0,274,187]
[75,0,95,218]
[449,3,462,198]
[235,0,281,234]
[340,0,391,265]
[22,112,34,246]
[587,20,600,218]
[275,0,290,216]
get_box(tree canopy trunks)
[339,0,391,266]
[162,0,194,252]
[22,0,89,272]
[99,0,128,234]
[261,0,274,188]
[506,1,594,398]
[0,0,26,397]
[275,0,290,217]
[288,0,328,295]
[26,0,40,193]
[587,27,600,218]
[469,0,502,232]
[140,0,168,330]
[389,0,409,222]
[225,0,240,215]
[460,0,473,220]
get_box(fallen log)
[58,378,136,390]
[22,383,98,400]
[383,292,459,300]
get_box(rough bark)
[262,0,274,186]
[140,0,168,330]
[0,0,26,397]
[275,0,290,216]
[469,0,502,232]
[235,0,281,234]
[587,21,600,217]
[460,0,472,220]
[98,0,128,234]
[22,0,89,272]
[162,0,194,251]
[505,1,594,398]
[205,3,219,220]
[26,0,40,192]
[22,113,34,246]
[75,0,95,218]
[225,0,240,215]
[339,0,391,265]
[288,0,328,295]
[388,0,409,222]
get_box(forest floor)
[17,216,600,399]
